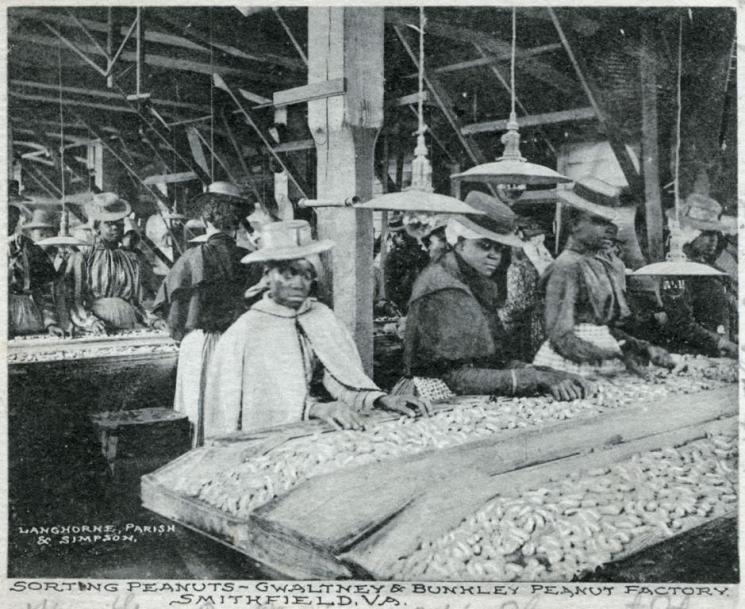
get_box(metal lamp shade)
[451,159,572,186]
[356,191,484,215]
[633,261,724,276]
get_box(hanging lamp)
[634,16,723,277]
[450,7,571,201]
[356,6,482,218]
[37,45,89,249]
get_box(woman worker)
[400,193,592,402]
[533,179,673,375]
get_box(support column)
[307,7,384,375]
[640,24,664,262]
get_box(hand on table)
[375,394,431,418]
[646,344,674,369]
[308,401,365,431]
[537,369,595,401]
[47,325,65,338]
[717,338,738,359]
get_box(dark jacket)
[153,232,261,342]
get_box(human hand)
[375,394,430,417]
[47,325,65,338]
[646,344,674,369]
[308,401,365,431]
[90,320,107,335]
[538,370,595,401]
[717,338,738,359]
[623,351,651,379]
[150,318,167,332]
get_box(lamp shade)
[451,159,572,186]
[633,261,724,277]
[356,191,484,215]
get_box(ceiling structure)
[7,6,737,217]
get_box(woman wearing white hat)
[534,178,673,376]
[401,197,592,403]
[203,220,427,436]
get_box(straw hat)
[241,220,333,264]
[85,192,132,222]
[558,177,635,227]
[190,181,251,208]
[447,191,523,248]
[22,208,57,230]
[667,193,733,234]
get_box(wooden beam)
[272,78,346,108]
[388,91,430,107]
[143,171,198,185]
[462,106,596,135]
[405,43,563,78]
[14,8,304,71]
[272,139,315,154]
[640,23,664,262]
[387,10,577,94]
[9,31,270,80]
[393,25,487,166]
[10,79,208,113]
[548,7,642,193]
[272,7,308,65]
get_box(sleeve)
[499,259,538,332]
[38,281,59,329]
[443,364,541,396]
[544,263,620,363]
[203,325,246,437]
[662,286,722,356]
[322,373,385,413]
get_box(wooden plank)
[272,78,346,108]
[389,91,430,107]
[143,171,198,185]
[548,8,642,194]
[343,415,737,578]
[273,139,315,153]
[462,107,596,135]
[386,10,576,93]
[250,386,736,568]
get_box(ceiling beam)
[393,24,487,167]
[12,8,304,70]
[548,7,642,193]
[387,10,577,94]
[462,106,596,135]
[10,79,209,113]
[405,43,562,78]
[9,31,274,80]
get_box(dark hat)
[22,208,57,231]
[448,191,523,248]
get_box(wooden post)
[640,24,664,262]
[307,7,384,375]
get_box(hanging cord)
[417,5,425,136]
[58,44,65,206]
[209,6,215,180]
[674,15,683,223]
[511,6,516,117]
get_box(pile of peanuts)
[9,328,177,363]
[158,358,736,520]
[386,432,737,581]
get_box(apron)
[533,323,626,377]
[9,293,45,336]
[91,297,139,330]
[174,329,222,448]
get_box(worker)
[204,220,428,436]
[22,208,57,243]
[153,188,263,447]
[8,203,63,338]
[421,215,449,263]
[81,192,164,332]
[399,196,593,403]
[121,217,159,305]
[383,215,429,313]
[628,194,737,358]
[533,179,673,376]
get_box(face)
[267,259,315,309]
[30,227,55,243]
[427,232,447,261]
[97,219,124,243]
[456,238,505,277]
[571,213,617,250]
[688,231,719,261]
